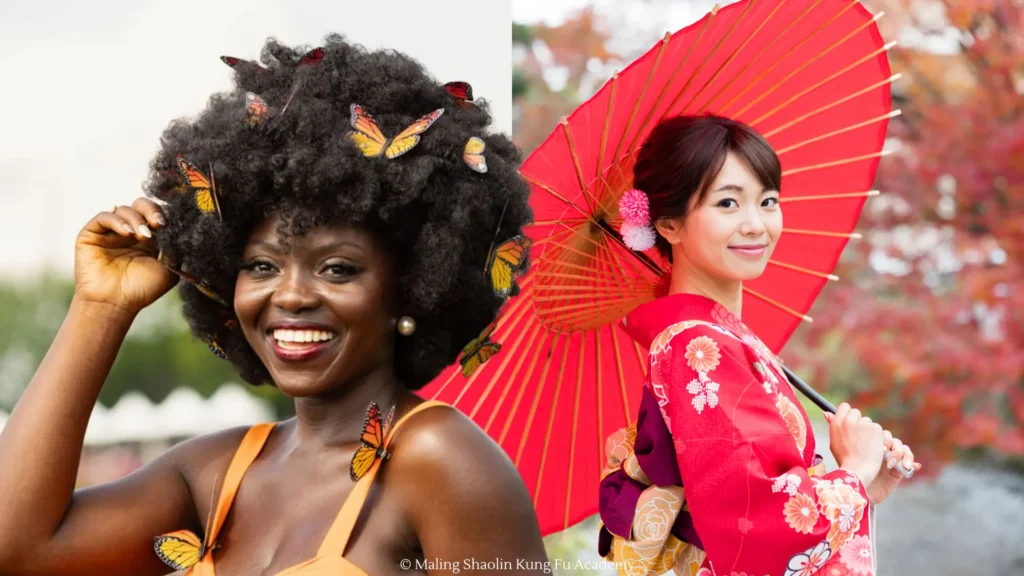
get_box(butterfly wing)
[444,81,474,102]
[299,47,325,66]
[158,253,229,307]
[220,55,267,74]
[246,93,269,126]
[487,236,532,297]
[349,104,388,157]
[459,338,501,377]
[154,530,204,571]
[207,339,227,360]
[359,402,385,448]
[176,158,221,217]
[463,137,487,173]
[350,444,378,481]
[385,109,445,159]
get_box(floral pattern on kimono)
[606,293,875,576]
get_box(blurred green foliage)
[0,273,291,416]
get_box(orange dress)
[185,400,447,576]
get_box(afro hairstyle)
[145,34,531,391]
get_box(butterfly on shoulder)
[459,322,501,378]
[348,104,445,160]
[175,156,222,219]
[463,137,487,174]
[444,81,475,108]
[350,401,397,482]
[486,235,532,298]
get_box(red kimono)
[599,294,875,576]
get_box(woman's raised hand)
[74,198,177,316]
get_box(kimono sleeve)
[655,326,874,576]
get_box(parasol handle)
[781,365,914,479]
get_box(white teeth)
[272,329,336,343]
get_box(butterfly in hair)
[175,156,222,219]
[444,81,475,108]
[459,322,501,378]
[463,137,487,173]
[246,92,270,126]
[348,104,445,159]
[280,47,326,116]
[219,55,268,74]
[486,235,532,298]
[157,251,229,307]
[350,402,397,481]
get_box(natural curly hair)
[145,34,531,390]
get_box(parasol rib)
[746,40,898,125]
[780,190,879,203]
[495,329,551,439]
[784,229,863,239]
[743,286,813,322]
[732,12,888,119]
[609,32,674,171]
[719,1,861,116]
[775,111,901,156]
[564,331,588,532]
[483,325,543,433]
[783,150,892,176]
[698,0,827,114]
[768,259,840,281]
[514,333,562,465]
[761,74,902,137]
[531,336,572,507]
[672,0,758,118]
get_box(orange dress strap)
[206,422,277,547]
[315,400,449,557]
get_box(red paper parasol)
[420,0,897,536]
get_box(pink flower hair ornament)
[618,188,657,251]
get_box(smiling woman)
[0,35,547,576]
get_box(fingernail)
[138,225,152,238]
[122,223,134,234]
[887,458,896,469]
[155,214,166,225]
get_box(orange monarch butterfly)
[348,104,444,160]
[463,137,487,174]
[175,157,222,219]
[350,402,397,481]
[246,92,269,126]
[444,81,475,108]
[486,235,532,298]
[154,475,219,570]
[459,322,501,378]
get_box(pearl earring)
[397,316,416,336]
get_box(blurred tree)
[0,275,291,417]
[795,0,1024,468]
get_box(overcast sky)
[0,0,511,277]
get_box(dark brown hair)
[633,115,781,259]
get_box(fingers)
[832,403,850,425]
[112,205,154,240]
[886,438,905,470]
[88,210,136,237]
[131,197,168,228]
[883,429,894,448]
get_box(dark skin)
[0,198,548,576]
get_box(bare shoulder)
[386,402,546,557]
[387,403,525,506]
